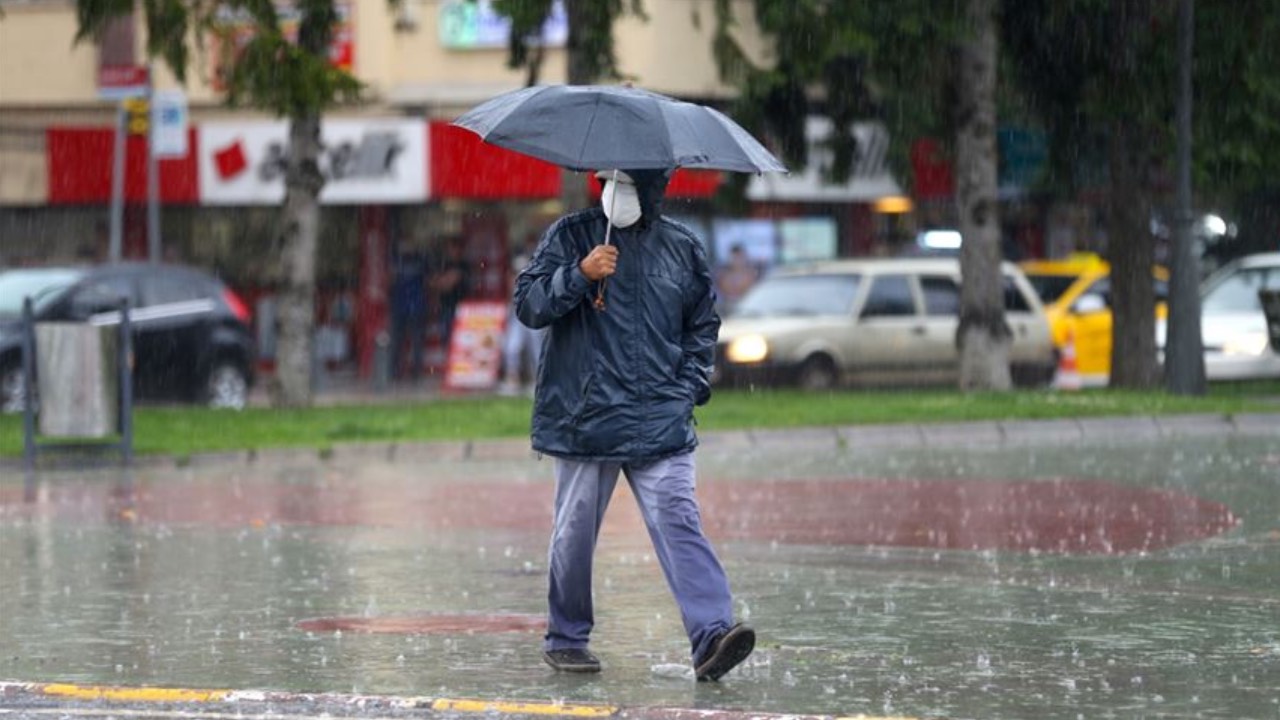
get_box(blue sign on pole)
[151,90,189,159]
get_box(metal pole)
[109,103,127,263]
[119,299,134,467]
[21,297,37,487]
[146,69,161,263]
[1165,0,1205,395]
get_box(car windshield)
[1202,267,1279,313]
[731,273,861,318]
[1025,273,1079,304]
[0,268,85,319]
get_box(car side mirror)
[1072,293,1107,315]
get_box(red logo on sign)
[214,141,248,180]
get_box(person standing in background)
[388,249,429,380]
[715,243,759,314]
[499,235,547,396]
[430,236,471,359]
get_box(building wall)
[0,0,770,210]
[0,0,766,111]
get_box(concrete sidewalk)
[8,410,1275,474]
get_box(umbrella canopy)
[452,84,787,175]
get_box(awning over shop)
[746,117,901,203]
[47,127,199,204]
[429,121,723,201]
[42,117,738,205]
[430,121,560,200]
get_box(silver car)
[1156,252,1280,381]
[714,257,1056,389]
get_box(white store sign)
[198,119,428,205]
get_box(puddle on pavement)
[2,435,1279,719]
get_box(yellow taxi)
[1019,253,1167,386]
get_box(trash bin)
[1262,289,1280,354]
[34,322,118,437]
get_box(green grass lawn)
[2,381,1277,459]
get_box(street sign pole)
[146,65,161,263]
[109,103,127,263]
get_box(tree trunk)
[556,0,593,213]
[955,0,1011,391]
[269,112,325,407]
[1106,0,1160,390]
[1106,121,1159,389]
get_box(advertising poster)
[779,217,838,264]
[443,301,508,391]
[712,218,778,267]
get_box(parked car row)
[713,251,1280,391]
[5,251,1274,406]
[0,263,256,413]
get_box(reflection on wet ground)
[2,434,1278,719]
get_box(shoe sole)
[542,651,601,673]
[695,625,755,682]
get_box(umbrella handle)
[594,220,615,311]
[594,170,619,311]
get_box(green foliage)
[1002,0,1280,200]
[492,0,645,84]
[492,0,555,72]
[72,0,362,116]
[712,0,961,185]
[1001,0,1174,195]
[1191,0,1280,194]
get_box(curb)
[0,681,916,720]
[4,413,1278,473]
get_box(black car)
[0,263,255,412]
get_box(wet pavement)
[2,415,1280,719]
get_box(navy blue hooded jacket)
[513,171,720,462]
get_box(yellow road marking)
[431,698,618,717]
[40,684,230,703]
[2,683,913,720]
[1,710,342,720]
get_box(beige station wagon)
[714,257,1056,389]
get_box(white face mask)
[602,179,642,228]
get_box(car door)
[1064,277,1113,377]
[1003,272,1054,370]
[916,274,963,384]
[847,273,927,385]
[135,272,218,400]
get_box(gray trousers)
[545,451,734,662]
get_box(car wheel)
[204,362,249,410]
[1,364,30,414]
[797,355,838,391]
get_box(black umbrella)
[452,84,787,175]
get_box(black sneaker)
[695,623,755,682]
[542,648,602,673]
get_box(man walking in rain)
[513,168,755,682]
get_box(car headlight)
[1222,332,1269,356]
[726,334,769,364]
